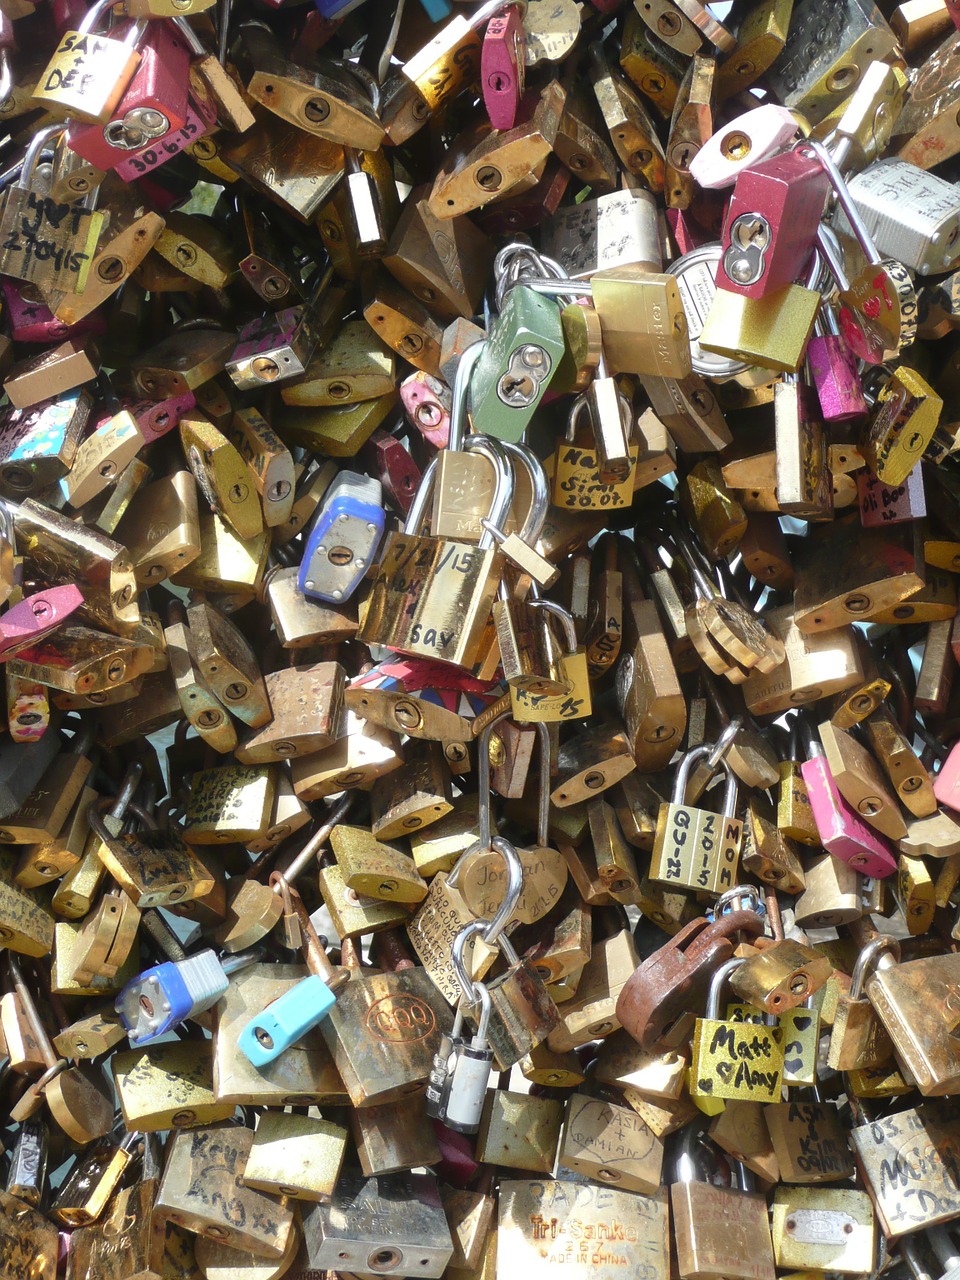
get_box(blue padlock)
[298,470,385,604]
[238,973,337,1066]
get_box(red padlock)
[716,147,831,298]
[65,20,191,173]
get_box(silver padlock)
[832,157,960,277]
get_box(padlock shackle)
[16,123,66,192]
[448,339,485,452]
[402,455,439,535]
[461,436,514,551]
[482,835,524,945]
[471,0,527,30]
[493,242,568,311]
[274,793,354,888]
[500,440,549,544]
[816,222,850,292]
[849,935,900,1000]
[803,139,882,267]
[471,979,492,1041]
[528,597,577,656]
[673,744,712,804]
[715,884,762,918]
[0,47,12,115]
[705,955,745,1019]
[452,919,487,1004]
[535,721,550,847]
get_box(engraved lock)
[298,470,385,604]
[834,158,960,278]
[807,142,918,364]
[32,0,147,123]
[359,368,513,670]
[0,126,104,298]
[672,1120,777,1279]
[181,410,264,541]
[648,742,743,896]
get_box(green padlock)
[470,285,566,442]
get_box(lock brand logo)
[365,992,437,1042]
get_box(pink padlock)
[858,466,925,529]
[0,278,104,345]
[935,740,960,812]
[115,94,212,183]
[690,104,806,191]
[65,20,190,173]
[716,147,832,298]
[0,584,85,659]
[801,727,898,878]
[807,299,869,425]
[481,6,525,132]
[126,392,197,443]
[401,370,452,449]
[948,0,960,30]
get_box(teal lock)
[469,284,566,442]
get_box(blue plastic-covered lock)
[238,974,337,1067]
[298,470,385,604]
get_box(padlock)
[544,187,661,279]
[32,0,146,122]
[616,897,764,1048]
[648,743,742,895]
[690,103,806,189]
[807,295,869,425]
[241,23,383,149]
[65,19,191,173]
[774,367,833,520]
[834,158,960,278]
[672,1122,777,1278]
[717,145,831,298]
[861,365,943,488]
[865,945,960,1095]
[588,43,666,193]
[664,52,715,211]
[689,956,786,1109]
[429,80,565,221]
[156,1125,296,1259]
[700,244,823,373]
[470,281,565,443]
[427,970,494,1134]
[298,470,384,604]
[808,143,917,364]
[0,125,104,298]
[359,405,511,669]
[800,717,898,878]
